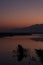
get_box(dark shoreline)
[0,33,32,38]
[0,32,43,38]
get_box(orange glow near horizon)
[0,0,43,28]
[0,16,43,28]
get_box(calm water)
[0,35,43,65]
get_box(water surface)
[0,35,43,65]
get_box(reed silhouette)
[35,49,43,63]
[12,44,28,61]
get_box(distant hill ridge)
[0,24,43,33]
[11,24,43,33]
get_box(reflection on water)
[31,37,43,42]
[0,35,43,65]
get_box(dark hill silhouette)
[0,24,43,33]
[0,24,43,37]
[7,24,43,33]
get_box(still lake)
[0,34,43,65]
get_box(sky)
[0,0,43,28]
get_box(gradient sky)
[0,0,43,28]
